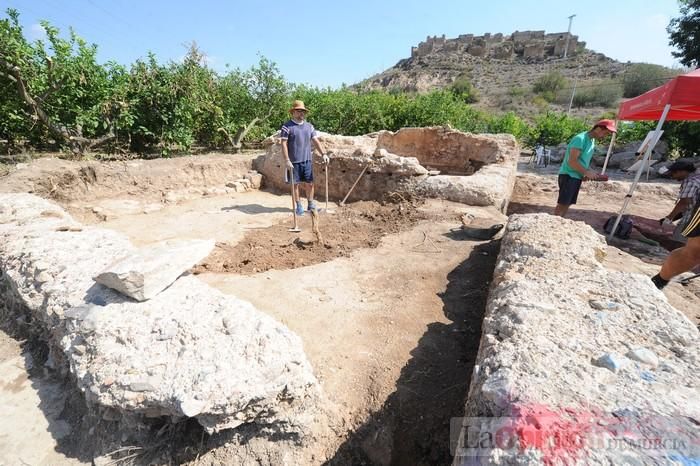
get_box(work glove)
[659,217,674,227]
[322,153,330,164]
[285,159,293,170]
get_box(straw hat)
[289,100,309,113]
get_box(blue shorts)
[287,160,314,184]
[557,174,583,205]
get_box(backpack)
[604,215,634,239]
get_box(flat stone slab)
[0,193,319,434]
[94,238,215,301]
[454,213,699,465]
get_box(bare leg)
[305,183,315,203]
[293,184,301,204]
[659,236,700,280]
[554,203,570,217]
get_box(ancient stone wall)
[410,30,580,60]
[256,127,519,211]
[0,194,320,434]
[453,214,699,465]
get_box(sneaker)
[307,200,318,211]
[295,201,304,216]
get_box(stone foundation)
[0,194,320,434]
[453,214,699,465]
[256,126,519,212]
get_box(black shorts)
[286,160,314,184]
[682,204,700,238]
[557,174,583,206]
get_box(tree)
[0,9,121,154]
[622,64,676,98]
[668,0,700,68]
[527,112,588,148]
[216,56,288,152]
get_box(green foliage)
[487,112,530,142]
[1,8,122,150]
[293,87,404,135]
[527,112,589,148]
[572,80,623,107]
[450,75,479,103]
[290,88,487,136]
[664,121,700,157]
[533,72,567,102]
[615,121,656,146]
[1,8,698,158]
[622,64,676,98]
[616,120,700,158]
[668,0,700,68]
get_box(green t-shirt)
[559,131,595,179]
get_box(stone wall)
[255,127,519,211]
[0,194,320,434]
[411,30,581,60]
[453,214,699,465]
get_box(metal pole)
[567,65,581,114]
[607,104,671,241]
[564,14,576,58]
[601,121,618,175]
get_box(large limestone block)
[94,239,215,301]
[419,164,516,212]
[62,275,318,433]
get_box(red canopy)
[617,68,700,121]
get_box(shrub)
[526,112,589,148]
[571,80,623,108]
[450,75,479,103]
[533,72,568,101]
[622,63,676,98]
[487,112,530,143]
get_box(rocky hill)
[358,30,635,117]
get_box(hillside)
[357,30,647,118]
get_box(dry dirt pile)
[193,200,457,274]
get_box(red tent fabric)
[617,68,700,121]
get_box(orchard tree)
[668,0,700,68]
[216,56,289,152]
[0,8,122,154]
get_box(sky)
[3,0,685,88]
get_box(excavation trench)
[0,127,517,465]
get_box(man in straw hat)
[554,119,616,218]
[280,100,329,216]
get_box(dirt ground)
[192,200,451,275]
[0,153,698,465]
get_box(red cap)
[594,119,617,133]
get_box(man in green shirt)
[554,119,616,217]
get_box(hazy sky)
[5,0,685,88]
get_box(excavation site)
[1,126,697,466]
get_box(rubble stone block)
[453,213,699,465]
[94,239,215,301]
[0,193,320,434]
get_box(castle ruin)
[410,30,584,61]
